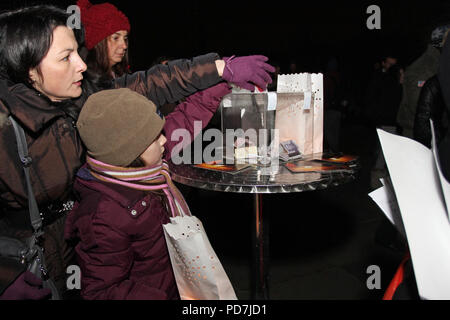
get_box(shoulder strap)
[7,115,61,300]
[8,116,43,235]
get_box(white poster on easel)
[430,121,450,221]
[369,177,406,238]
[377,126,450,300]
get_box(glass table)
[169,157,359,299]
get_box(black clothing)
[438,38,450,182]
[413,75,448,148]
[365,69,402,127]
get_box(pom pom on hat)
[77,0,130,50]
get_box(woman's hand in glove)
[221,55,275,91]
[0,271,52,300]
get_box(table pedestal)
[252,194,270,299]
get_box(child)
[65,83,230,299]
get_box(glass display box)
[220,91,313,165]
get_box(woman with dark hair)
[77,0,131,87]
[0,4,274,299]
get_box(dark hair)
[0,5,84,85]
[84,36,130,89]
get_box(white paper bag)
[163,215,237,300]
[276,73,324,155]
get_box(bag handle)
[8,116,60,300]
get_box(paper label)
[303,91,312,110]
[267,92,277,111]
[222,98,231,108]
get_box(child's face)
[140,134,167,166]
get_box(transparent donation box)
[220,91,315,165]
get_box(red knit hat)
[77,0,130,50]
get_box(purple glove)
[222,55,276,91]
[0,271,52,300]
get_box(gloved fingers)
[251,74,269,90]
[37,287,52,299]
[23,271,44,287]
[24,286,52,300]
[256,69,273,84]
[250,55,269,62]
[235,81,255,91]
[1,272,52,300]
[259,61,276,73]
[250,56,276,74]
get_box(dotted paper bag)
[276,73,324,155]
[163,215,238,300]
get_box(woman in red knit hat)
[77,0,131,86]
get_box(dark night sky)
[1,0,449,100]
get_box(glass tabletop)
[169,160,358,194]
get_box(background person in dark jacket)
[66,85,230,299]
[397,30,442,139]
[413,75,449,148]
[364,54,403,129]
[413,25,450,148]
[0,5,274,299]
[365,54,404,189]
[438,25,450,183]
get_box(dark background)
[1,0,449,65]
[2,0,449,109]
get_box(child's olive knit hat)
[77,88,165,167]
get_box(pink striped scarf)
[86,156,190,218]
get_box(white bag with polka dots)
[163,215,238,300]
[276,73,324,155]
